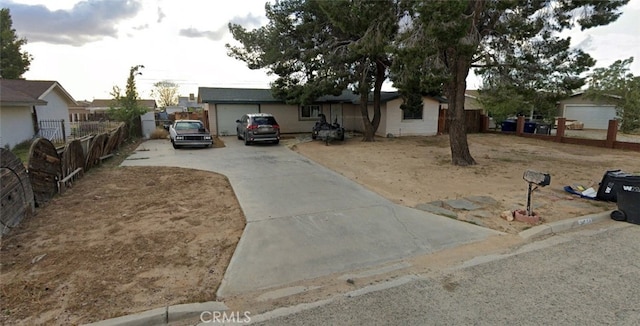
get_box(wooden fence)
[0,123,126,236]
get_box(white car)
[169,119,212,149]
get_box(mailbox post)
[523,170,551,216]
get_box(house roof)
[198,87,444,105]
[0,79,76,106]
[567,91,622,100]
[198,88,281,104]
[465,89,480,99]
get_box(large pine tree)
[393,0,629,166]
[227,0,400,141]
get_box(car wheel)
[237,131,242,140]
[274,139,280,145]
[339,130,345,141]
[172,140,179,149]
[244,133,251,146]
[311,134,317,140]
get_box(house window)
[402,107,423,120]
[300,105,321,120]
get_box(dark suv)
[236,113,280,145]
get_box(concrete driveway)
[121,137,500,297]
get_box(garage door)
[216,104,260,136]
[564,105,617,130]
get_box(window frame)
[299,104,322,121]
[402,107,423,120]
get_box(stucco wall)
[339,104,359,132]
[0,106,35,148]
[36,90,72,138]
[382,97,440,137]
[261,103,319,133]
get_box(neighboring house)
[464,89,484,111]
[198,87,449,137]
[0,79,77,148]
[557,92,618,129]
[69,100,92,122]
[178,93,204,110]
[87,99,158,119]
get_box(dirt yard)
[2,133,639,325]
[292,133,640,234]
[0,140,245,325]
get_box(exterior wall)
[558,94,606,106]
[383,97,440,137]
[204,103,216,135]
[261,103,318,133]
[140,111,157,139]
[0,106,35,148]
[342,104,364,132]
[35,90,72,138]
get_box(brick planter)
[513,209,541,225]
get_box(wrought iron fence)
[70,120,121,139]
[38,119,66,144]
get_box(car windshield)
[253,117,277,125]
[176,121,203,130]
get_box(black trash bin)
[596,170,639,202]
[535,123,551,135]
[501,120,517,132]
[524,121,537,133]
[612,177,640,225]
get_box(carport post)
[606,119,618,148]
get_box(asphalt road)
[248,221,640,325]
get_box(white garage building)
[558,92,618,130]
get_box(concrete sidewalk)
[121,138,500,297]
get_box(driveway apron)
[121,138,500,296]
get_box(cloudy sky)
[2,0,640,102]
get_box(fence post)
[605,119,618,148]
[516,116,525,136]
[480,115,489,133]
[555,117,566,143]
[60,119,66,142]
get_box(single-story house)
[557,92,618,129]
[198,87,450,137]
[0,79,77,148]
[178,94,204,110]
[69,100,92,122]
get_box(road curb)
[82,301,228,326]
[519,210,613,240]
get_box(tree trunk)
[446,56,476,166]
[371,60,385,132]
[360,60,386,142]
[360,91,375,141]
